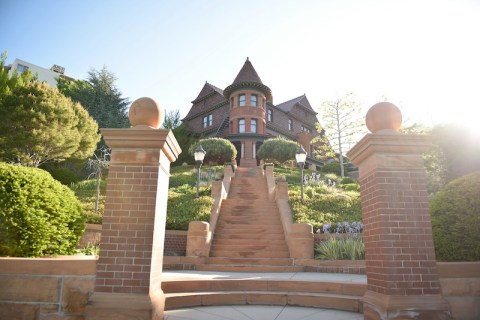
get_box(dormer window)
[203,114,213,128]
[251,94,257,107]
[239,94,246,106]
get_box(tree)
[163,109,182,129]
[0,51,34,95]
[257,137,298,164]
[172,123,197,165]
[58,66,130,129]
[0,81,100,167]
[314,93,365,177]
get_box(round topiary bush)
[0,162,85,257]
[190,138,237,165]
[430,172,480,261]
[321,162,341,176]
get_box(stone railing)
[186,165,235,257]
[264,165,314,260]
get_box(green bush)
[190,138,237,165]
[430,172,480,261]
[321,162,341,175]
[257,137,298,164]
[70,179,106,224]
[341,183,360,192]
[0,163,85,257]
[48,168,80,185]
[340,176,356,184]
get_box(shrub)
[0,163,85,257]
[341,183,360,192]
[257,137,298,163]
[340,176,356,184]
[321,162,341,175]
[430,172,480,261]
[190,138,237,164]
[48,168,80,185]
[70,179,106,224]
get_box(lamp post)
[194,144,206,198]
[295,145,307,201]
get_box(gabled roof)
[276,94,317,115]
[184,82,226,121]
[224,58,271,100]
[191,82,223,103]
[232,57,264,85]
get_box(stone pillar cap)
[128,97,164,129]
[365,102,402,134]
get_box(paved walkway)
[162,271,366,320]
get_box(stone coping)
[0,256,97,275]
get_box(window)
[239,94,246,106]
[267,109,273,122]
[238,119,245,133]
[288,119,293,131]
[203,114,213,128]
[250,94,257,106]
[251,119,257,133]
[17,64,29,74]
[301,125,312,133]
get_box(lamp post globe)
[194,145,206,198]
[295,146,307,201]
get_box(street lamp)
[194,144,206,198]
[295,145,307,201]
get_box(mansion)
[182,58,327,168]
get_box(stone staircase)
[196,167,301,272]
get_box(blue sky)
[2,0,480,133]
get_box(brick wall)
[164,230,187,256]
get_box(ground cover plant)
[315,222,364,260]
[274,165,362,232]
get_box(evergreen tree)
[58,66,130,129]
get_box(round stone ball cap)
[128,97,164,129]
[365,102,402,133]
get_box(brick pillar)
[87,98,181,320]
[347,102,451,320]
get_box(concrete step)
[164,291,362,312]
[208,239,288,246]
[205,257,293,266]
[210,244,289,252]
[195,264,304,273]
[215,223,283,229]
[209,249,290,258]
[213,233,286,240]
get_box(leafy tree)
[58,66,130,129]
[257,137,298,164]
[314,93,365,177]
[0,162,85,257]
[163,109,182,129]
[189,138,237,164]
[0,51,34,95]
[172,123,197,165]
[0,81,100,167]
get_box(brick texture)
[164,231,187,256]
[359,168,442,296]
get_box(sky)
[2,0,480,134]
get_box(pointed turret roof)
[232,57,264,85]
[224,58,272,100]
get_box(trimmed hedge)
[430,172,480,261]
[190,138,236,164]
[0,162,85,257]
